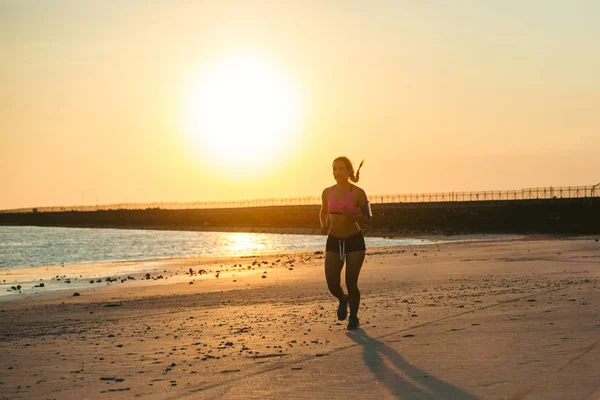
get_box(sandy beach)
[1,236,599,399]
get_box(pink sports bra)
[328,185,359,214]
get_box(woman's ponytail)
[353,159,365,183]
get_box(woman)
[320,157,372,330]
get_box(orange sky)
[1,1,599,210]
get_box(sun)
[183,54,302,172]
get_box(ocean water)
[0,226,511,269]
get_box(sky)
[1,0,599,210]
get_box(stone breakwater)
[0,198,598,234]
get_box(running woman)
[320,157,372,330]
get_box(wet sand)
[1,237,599,399]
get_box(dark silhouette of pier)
[1,196,598,235]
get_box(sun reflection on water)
[224,232,267,255]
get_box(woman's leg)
[345,250,365,318]
[324,251,345,300]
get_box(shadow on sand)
[346,329,480,400]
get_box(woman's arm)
[319,188,330,234]
[344,188,372,225]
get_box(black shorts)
[326,231,366,260]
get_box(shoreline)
[1,226,595,273]
[1,234,596,305]
[0,235,519,304]
[0,226,536,272]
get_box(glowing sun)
[183,54,302,170]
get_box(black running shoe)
[337,294,348,321]
[347,316,360,330]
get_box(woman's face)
[332,160,349,183]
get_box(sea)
[0,226,520,269]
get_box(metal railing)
[1,185,598,214]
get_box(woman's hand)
[320,225,329,235]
